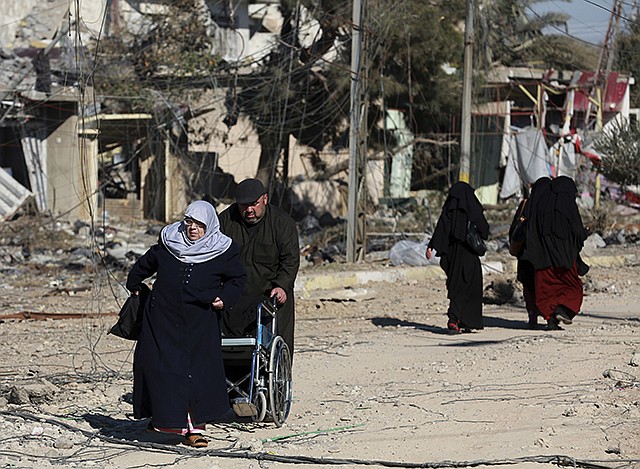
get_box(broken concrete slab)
[0,168,33,221]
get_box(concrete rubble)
[0,202,637,307]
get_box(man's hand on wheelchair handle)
[270,287,287,305]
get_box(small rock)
[31,426,44,436]
[534,437,548,448]
[605,446,621,454]
[54,436,74,449]
[8,386,30,404]
[7,380,59,405]
[630,352,639,367]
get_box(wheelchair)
[220,296,292,426]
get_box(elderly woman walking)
[126,201,246,447]
[426,181,490,333]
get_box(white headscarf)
[160,201,232,263]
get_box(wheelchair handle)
[261,295,278,317]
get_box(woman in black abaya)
[520,176,588,330]
[426,182,490,333]
[509,177,552,329]
[126,201,246,447]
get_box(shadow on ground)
[370,317,450,335]
[483,315,531,330]
[84,413,183,444]
[371,315,534,333]
[581,312,640,323]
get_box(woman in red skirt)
[520,176,589,330]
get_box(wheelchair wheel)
[268,336,292,427]
[253,390,267,423]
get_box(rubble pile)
[1,196,639,276]
[0,215,161,301]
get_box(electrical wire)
[1,410,634,469]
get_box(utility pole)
[459,0,474,183]
[112,0,120,36]
[346,0,366,263]
[586,0,622,134]
[588,0,623,210]
[105,0,120,36]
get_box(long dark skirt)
[534,262,583,320]
[442,244,484,330]
[517,258,538,320]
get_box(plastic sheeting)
[499,128,551,199]
[389,239,440,267]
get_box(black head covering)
[551,176,580,224]
[522,176,586,269]
[522,177,551,219]
[520,177,552,267]
[448,182,486,221]
[429,182,490,256]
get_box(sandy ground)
[0,243,639,469]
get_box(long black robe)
[521,176,587,270]
[126,242,246,428]
[219,203,300,355]
[520,176,587,319]
[509,188,538,315]
[428,182,490,329]
[509,198,533,282]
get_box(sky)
[532,0,616,46]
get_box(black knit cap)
[235,178,266,204]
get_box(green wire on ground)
[262,423,365,443]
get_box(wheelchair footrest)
[222,337,257,347]
[232,398,258,417]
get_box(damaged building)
[471,66,635,205]
[0,1,635,229]
[0,0,384,226]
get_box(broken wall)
[0,0,62,46]
[47,115,98,222]
[188,86,383,219]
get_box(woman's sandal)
[184,433,209,448]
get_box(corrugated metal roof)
[572,72,629,113]
[0,168,32,221]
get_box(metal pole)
[347,0,363,263]
[459,0,474,183]
[112,0,120,36]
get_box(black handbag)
[509,217,527,257]
[577,254,590,276]
[508,199,527,257]
[466,220,487,256]
[109,283,150,340]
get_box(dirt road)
[0,245,639,468]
